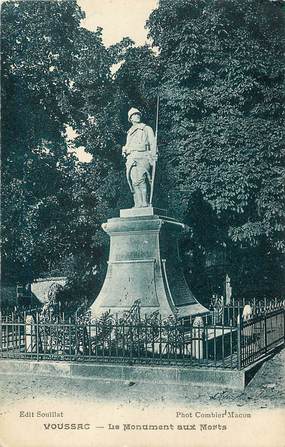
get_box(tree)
[1,0,86,283]
[144,0,285,297]
[1,1,99,285]
[1,0,133,300]
[3,0,284,304]
[1,0,84,159]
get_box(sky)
[68,0,158,162]
[77,0,158,47]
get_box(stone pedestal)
[90,208,208,319]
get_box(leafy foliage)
[147,0,285,247]
[2,0,284,304]
[144,0,285,297]
[1,0,83,282]
[1,1,120,292]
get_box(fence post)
[25,314,34,353]
[36,312,39,361]
[237,314,242,370]
[192,316,204,360]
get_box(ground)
[0,348,284,409]
[0,349,284,447]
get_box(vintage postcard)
[1,0,284,446]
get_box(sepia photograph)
[1,0,285,446]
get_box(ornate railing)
[0,299,284,370]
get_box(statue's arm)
[145,126,155,155]
[122,133,130,157]
[146,126,158,160]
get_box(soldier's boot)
[139,184,149,207]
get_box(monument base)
[120,207,168,218]
[90,209,208,320]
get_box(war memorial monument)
[90,107,208,319]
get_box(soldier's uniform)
[122,108,156,207]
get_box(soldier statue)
[122,108,157,208]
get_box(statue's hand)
[122,145,131,156]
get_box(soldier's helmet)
[128,107,142,122]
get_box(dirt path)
[0,348,284,410]
[0,350,284,447]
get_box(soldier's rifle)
[149,94,160,206]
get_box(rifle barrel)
[150,94,160,205]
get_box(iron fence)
[239,306,284,368]
[0,314,236,368]
[1,300,284,370]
